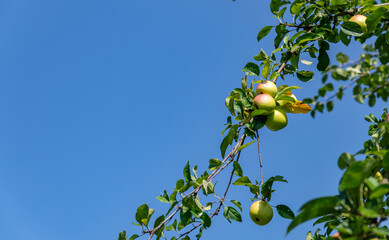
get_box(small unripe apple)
[385,113,389,122]
[277,94,297,106]
[375,171,383,182]
[256,81,277,97]
[266,109,288,131]
[253,94,276,115]
[349,15,367,33]
[249,200,273,226]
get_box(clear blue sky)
[0,0,386,239]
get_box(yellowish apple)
[249,200,273,226]
[253,94,276,115]
[256,81,277,97]
[266,109,288,131]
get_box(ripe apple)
[266,109,288,131]
[349,15,367,33]
[331,232,341,239]
[277,94,297,106]
[256,81,277,97]
[385,113,389,122]
[249,200,273,226]
[253,94,276,115]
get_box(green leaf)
[339,30,351,46]
[287,196,339,233]
[176,179,185,191]
[233,161,243,177]
[201,212,212,228]
[371,227,389,237]
[230,200,242,212]
[135,204,149,225]
[261,176,287,201]
[270,0,281,14]
[326,101,334,112]
[295,33,321,44]
[312,215,337,226]
[250,109,271,117]
[368,94,376,107]
[337,152,356,170]
[156,190,170,203]
[223,206,242,222]
[118,231,127,240]
[183,161,191,183]
[262,58,271,79]
[166,219,177,231]
[370,184,389,198]
[275,95,295,103]
[341,21,363,37]
[353,85,364,104]
[358,206,380,218]
[366,8,388,33]
[365,113,378,123]
[383,150,389,171]
[243,62,260,76]
[225,96,235,116]
[340,158,379,190]
[257,26,273,42]
[129,234,139,240]
[208,159,222,171]
[290,1,304,15]
[276,205,295,219]
[296,71,314,82]
[233,176,251,185]
[153,215,166,237]
[276,86,302,97]
[317,48,329,71]
[336,52,349,64]
[237,140,255,152]
[220,136,229,159]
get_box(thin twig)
[256,130,263,186]
[318,66,381,105]
[146,134,247,239]
[177,146,245,240]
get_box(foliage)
[120,0,389,239]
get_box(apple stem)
[256,130,264,187]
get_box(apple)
[331,232,341,239]
[253,94,276,115]
[349,15,367,33]
[277,94,297,106]
[375,171,383,182]
[385,113,389,122]
[249,200,273,226]
[266,109,288,131]
[256,81,277,97]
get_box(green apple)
[266,108,288,131]
[249,200,273,226]
[256,81,277,97]
[349,15,367,33]
[277,94,297,106]
[253,94,276,115]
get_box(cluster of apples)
[252,81,295,131]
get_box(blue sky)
[0,0,387,239]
